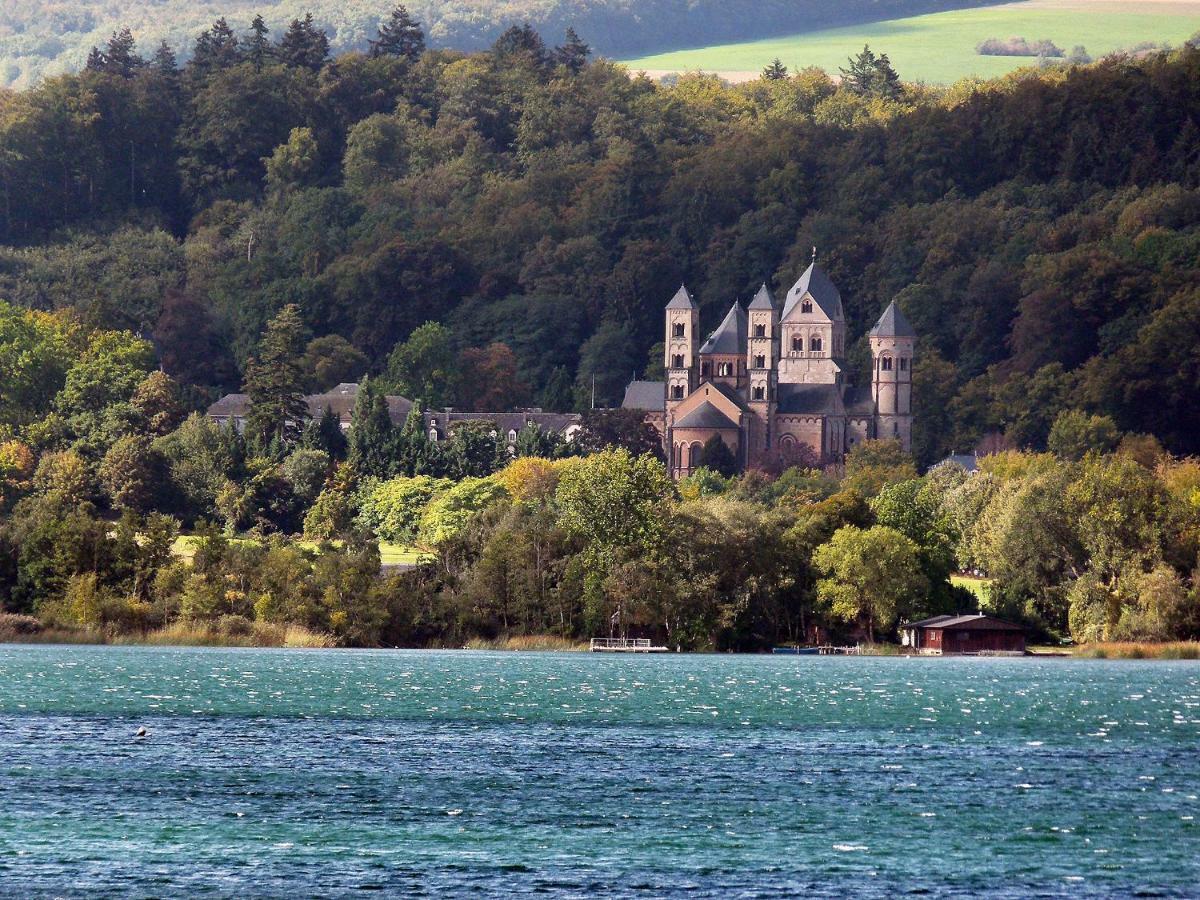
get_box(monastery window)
[718,362,733,377]
[672,353,685,368]
[810,336,822,352]
[701,362,711,377]
[753,354,765,369]
[508,429,518,443]
[671,384,684,400]
[791,335,802,352]
[753,385,765,401]
[899,357,908,371]
[673,322,685,338]
[429,428,439,442]
[754,323,766,338]
[801,300,812,314]
[881,356,893,371]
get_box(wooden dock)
[589,638,670,653]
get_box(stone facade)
[624,262,917,478]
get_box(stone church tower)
[869,299,916,450]
[664,285,699,419]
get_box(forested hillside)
[0,0,1003,88]
[2,17,1200,467]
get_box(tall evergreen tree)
[492,24,549,68]
[278,14,330,71]
[302,405,348,459]
[85,28,144,78]
[553,27,591,74]
[370,6,426,61]
[151,41,178,77]
[347,376,396,478]
[191,18,242,77]
[244,15,273,70]
[762,58,788,80]
[244,304,310,449]
[839,45,903,100]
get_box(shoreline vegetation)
[4,615,1197,659]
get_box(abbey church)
[622,261,916,477]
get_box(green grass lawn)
[171,535,429,567]
[622,1,1200,84]
[951,573,993,605]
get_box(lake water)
[0,647,1197,897]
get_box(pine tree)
[191,18,242,78]
[347,377,396,477]
[762,58,788,80]
[278,14,330,71]
[553,27,590,74]
[492,24,548,69]
[839,45,903,100]
[370,6,426,61]
[151,41,178,77]
[393,401,432,476]
[244,15,273,70]
[244,304,310,449]
[105,28,144,78]
[302,405,349,459]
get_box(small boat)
[771,646,819,655]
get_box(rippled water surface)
[0,646,1197,897]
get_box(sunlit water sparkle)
[0,646,1197,896]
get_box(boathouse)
[901,614,1025,655]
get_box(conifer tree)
[191,18,242,77]
[370,6,426,61]
[151,41,178,77]
[302,405,348,459]
[347,377,396,478]
[244,15,273,70]
[553,28,591,74]
[278,14,330,71]
[244,304,310,449]
[762,58,788,80]
[86,28,144,78]
[840,45,903,100]
[492,24,548,68]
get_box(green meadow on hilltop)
[624,1,1200,83]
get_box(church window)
[899,357,908,371]
[670,384,684,400]
[672,353,684,368]
[791,336,802,352]
[429,428,439,442]
[881,356,893,371]
[508,429,518,443]
[753,385,765,401]
[801,300,812,314]
[701,362,711,377]
[810,336,822,352]
[754,354,765,369]
[673,322,685,338]
[718,362,733,377]
[754,323,766,337]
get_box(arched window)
[754,323,766,338]
[670,384,684,400]
[752,385,765,401]
[753,354,765,369]
[899,357,908,371]
[881,356,893,371]
[673,322,685,338]
[429,428,439,442]
[718,362,733,377]
[791,336,802,352]
[779,434,796,450]
[672,353,684,368]
[801,300,812,314]
[810,336,822,352]
[508,429,518,443]
[690,442,703,468]
[701,362,711,377]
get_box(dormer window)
[881,357,893,371]
[791,336,802,352]
[673,322,685,338]
[810,337,822,352]
[801,300,812,314]
[672,353,685,368]
[754,323,765,338]
[754,354,765,369]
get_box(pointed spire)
[665,284,698,310]
[748,283,776,310]
[699,302,747,355]
[870,299,916,338]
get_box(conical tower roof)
[747,283,776,310]
[869,299,916,338]
[699,302,747,355]
[665,285,698,310]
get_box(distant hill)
[0,0,1006,87]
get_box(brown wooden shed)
[902,614,1025,655]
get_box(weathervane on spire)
[811,246,817,263]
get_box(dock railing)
[590,637,653,651]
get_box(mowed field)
[622,0,1200,84]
